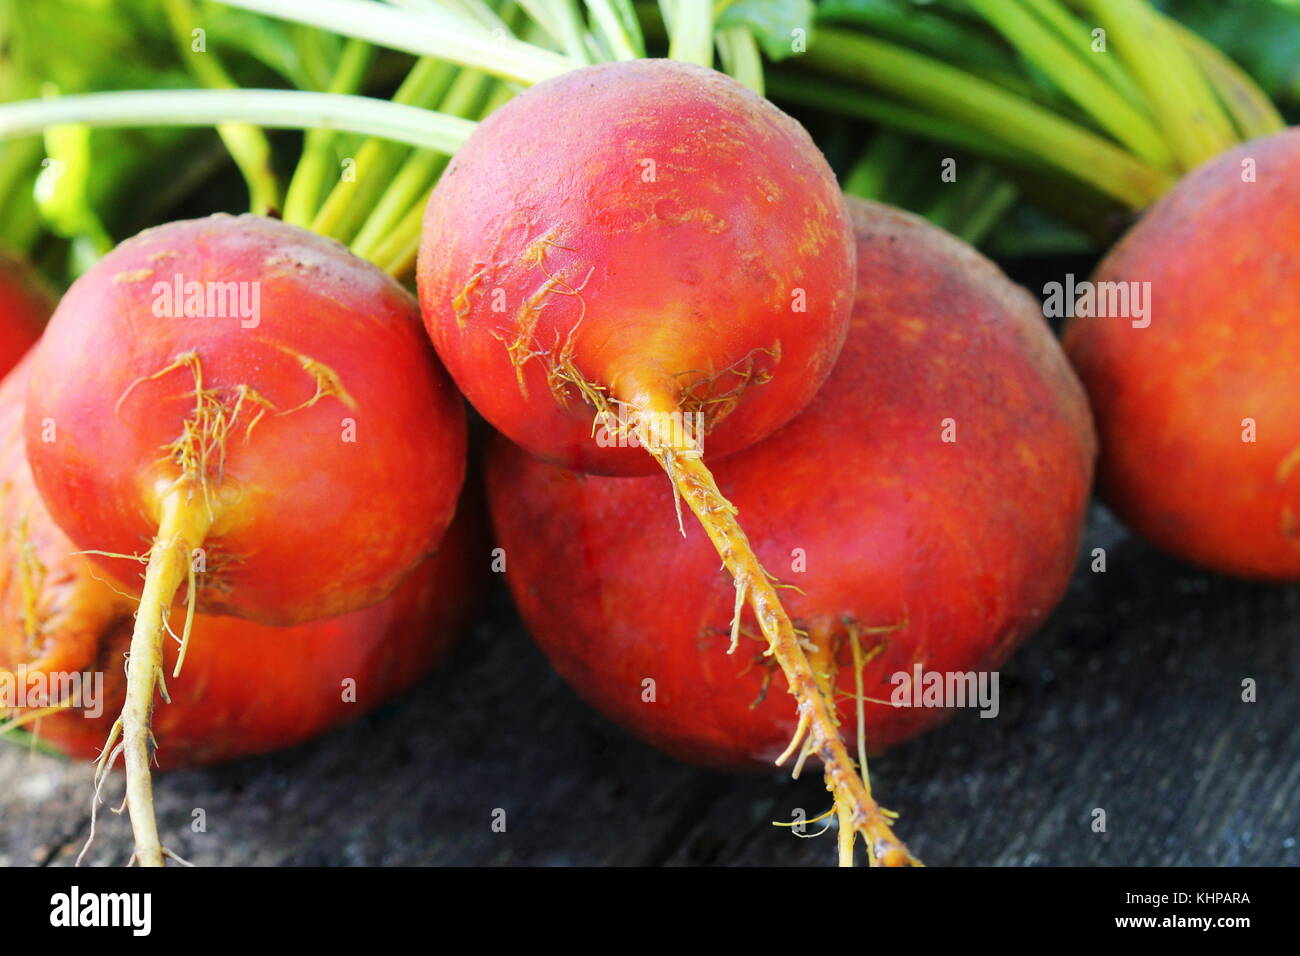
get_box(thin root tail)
[116,485,212,867]
[634,404,919,868]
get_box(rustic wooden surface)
[2,504,1297,867]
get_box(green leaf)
[715,0,814,61]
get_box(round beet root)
[27,215,466,624]
[487,199,1095,861]
[421,58,901,864]
[418,58,853,477]
[1065,129,1300,579]
[0,251,52,378]
[1,351,484,770]
[20,214,467,865]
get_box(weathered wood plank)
[2,507,1297,866]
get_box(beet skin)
[1065,129,1300,579]
[1,350,485,770]
[419,59,853,475]
[488,198,1096,769]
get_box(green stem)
[954,177,1019,247]
[798,28,1172,209]
[715,26,763,95]
[967,0,1174,170]
[0,90,475,153]
[36,122,114,274]
[163,0,280,214]
[282,38,373,227]
[550,0,594,63]
[372,194,428,277]
[351,66,492,259]
[589,0,640,60]
[844,132,915,202]
[511,0,562,44]
[0,136,45,251]
[664,0,712,67]
[1167,17,1285,141]
[1021,0,1149,109]
[370,77,515,277]
[816,0,1035,94]
[769,72,1029,167]
[445,0,510,31]
[1081,0,1235,170]
[290,23,333,91]
[920,162,1001,239]
[213,0,577,84]
[310,58,457,241]
[347,2,531,255]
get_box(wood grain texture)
[2,506,1296,867]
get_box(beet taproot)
[418,59,916,863]
[487,198,1096,862]
[22,214,467,864]
[419,59,853,478]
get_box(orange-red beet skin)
[24,215,467,625]
[1,351,485,769]
[1065,129,1300,578]
[30,509,485,771]
[0,252,51,378]
[419,60,853,476]
[487,199,1096,769]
